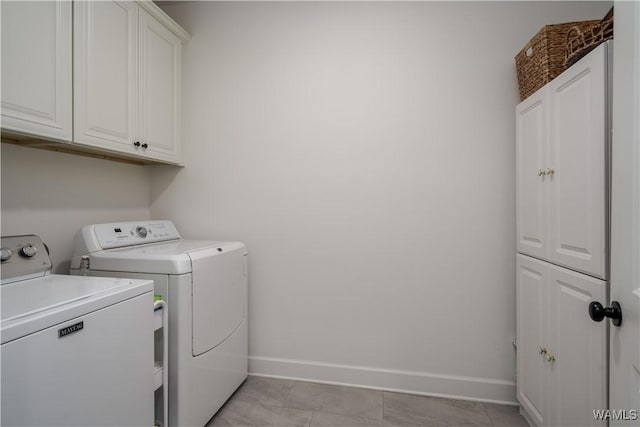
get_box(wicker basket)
[565,7,614,67]
[515,20,599,101]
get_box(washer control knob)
[1,247,13,261]
[136,226,148,238]
[19,244,37,258]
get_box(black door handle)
[589,301,622,327]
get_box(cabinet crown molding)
[138,0,190,42]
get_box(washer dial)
[1,247,12,261]
[136,226,148,238]
[19,244,37,258]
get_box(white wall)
[151,1,611,403]
[1,144,151,273]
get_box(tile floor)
[207,376,529,427]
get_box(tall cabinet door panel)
[516,88,550,261]
[1,0,72,141]
[516,254,548,427]
[74,1,139,154]
[549,44,607,279]
[548,264,607,427]
[138,9,183,164]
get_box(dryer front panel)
[189,245,247,356]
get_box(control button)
[136,226,148,238]
[19,244,37,258]
[1,247,12,262]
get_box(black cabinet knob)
[141,143,148,149]
[133,141,141,147]
[589,301,622,327]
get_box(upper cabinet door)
[74,1,139,154]
[516,87,550,262]
[1,1,72,142]
[137,8,183,164]
[548,44,608,279]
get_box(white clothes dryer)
[71,220,248,427]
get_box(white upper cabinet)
[515,43,609,279]
[516,88,550,261]
[1,0,188,165]
[74,1,138,153]
[1,0,72,142]
[137,8,182,163]
[548,45,607,279]
[74,1,188,164]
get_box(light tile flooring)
[207,376,529,427]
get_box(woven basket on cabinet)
[515,20,599,101]
[565,7,614,68]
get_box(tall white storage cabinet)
[516,42,611,427]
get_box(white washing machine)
[70,220,248,427]
[1,234,154,426]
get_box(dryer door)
[189,245,246,356]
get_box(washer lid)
[74,240,243,275]
[1,275,153,344]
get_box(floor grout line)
[382,390,385,421]
[276,382,296,410]
[479,402,496,427]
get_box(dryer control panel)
[93,221,182,249]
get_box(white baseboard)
[249,356,517,406]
